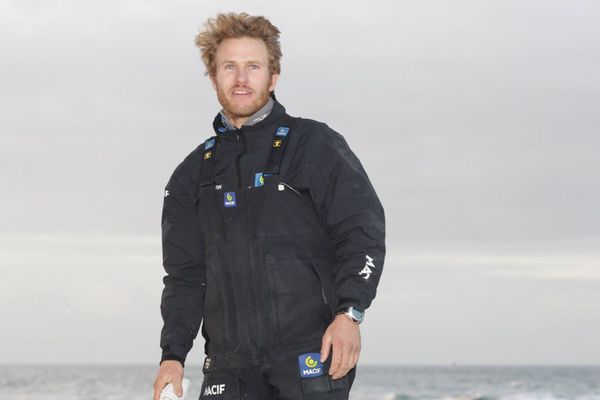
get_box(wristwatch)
[341,306,365,324]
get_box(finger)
[153,379,167,400]
[352,350,359,369]
[332,350,351,379]
[154,374,173,400]
[329,340,343,376]
[342,355,353,374]
[320,334,332,363]
[355,343,361,366]
[335,341,358,380]
[173,378,184,398]
[333,368,349,380]
[346,344,359,369]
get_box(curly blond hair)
[195,12,282,77]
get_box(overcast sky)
[1,0,599,366]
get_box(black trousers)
[199,346,355,400]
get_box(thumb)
[173,379,184,398]
[320,334,332,363]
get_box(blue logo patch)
[204,138,215,150]
[254,172,264,187]
[276,126,289,137]
[298,353,324,378]
[217,126,227,133]
[224,191,236,207]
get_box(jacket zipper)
[235,126,265,350]
[235,127,246,188]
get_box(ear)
[268,73,280,92]
[209,74,217,91]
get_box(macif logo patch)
[224,191,236,207]
[204,138,215,150]
[203,383,226,396]
[298,353,324,378]
[276,126,289,136]
[254,172,264,187]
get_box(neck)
[220,97,275,130]
[226,114,248,129]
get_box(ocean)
[0,365,599,400]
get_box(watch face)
[350,307,364,321]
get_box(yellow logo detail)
[204,151,212,159]
[226,193,233,201]
[305,356,318,368]
[259,175,264,184]
[273,139,282,148]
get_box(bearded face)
[210,37,279,127]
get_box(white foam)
[159,378,190,400]
[502,393,565,400]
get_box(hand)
[319,313,361,380]
[153,360,184,400]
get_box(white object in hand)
[160,378,190,400]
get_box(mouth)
[231,88,253,96]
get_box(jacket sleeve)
[307,125,386,313]
[159,160,205,366]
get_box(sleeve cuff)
[160,354,186,368]
[335,298,364,314]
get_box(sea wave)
[501,394,600,400]
[358,393,600,400]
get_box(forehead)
[214,37,270,63]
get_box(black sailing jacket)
[159,100,385,365]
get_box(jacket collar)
[212,97,286,137]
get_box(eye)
[249,64,260,70]
[224,64,236,70]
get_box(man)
[153,12,385,400]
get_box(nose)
[234,68,249,84]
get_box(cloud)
[396,252,600,280]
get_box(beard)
[216,78,272,121]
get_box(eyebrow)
[221,60,264,65]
